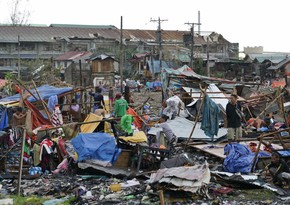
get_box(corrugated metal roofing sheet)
[148,116,227,141]
[0,25,218,46]
[246,54,290,63]
[55,51,92,61]
[0,26,121,42]
[183,84,229,110]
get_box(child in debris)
[265,152,290,187]
[154,114,176,148]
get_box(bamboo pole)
[246,91,285,129]
[281,96,288,127]
[251,140,262,172]
[246,105,254,118]
[13,78,39,103]
[257,127,290,139]
[251,127,290,172]
[185,85,207,148]
[41,114,150,132]
[17,128,26,196]
[31,80,51,121]
[158,190,165,205]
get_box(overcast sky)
[0,0,289,53]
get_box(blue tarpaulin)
[223,143,270,173]
[0,85,72,103]
[71,133,121,164]
[0,108,8,130]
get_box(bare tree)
[9,0,30,26]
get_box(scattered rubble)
[1,68,290,205]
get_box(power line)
[150,17,168,76]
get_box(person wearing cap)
[114,93,128,118]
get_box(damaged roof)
[0,25,211,45]
[55,51,92,61]
[245,53,290,63]
[0,25,121,42]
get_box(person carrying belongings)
[154,114,176,148]
[226,94,243,143]
[264,152,290,188]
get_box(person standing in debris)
[137,80,141,92]
[12,107,27,127]
[144,80,151,94]
[108,86,114,109]
[265,152,290,187]
[89,87,106,112]
[154,114,176,147]
[114,93,128,118]
[226,94,243,142]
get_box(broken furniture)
[136,143,172,172]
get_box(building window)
[21,43,35,51]
[0,43,8,51]
[68,44,87,51]
[43,43,62,51]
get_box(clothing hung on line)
[201,94,220,138]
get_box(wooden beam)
[17,129,26,196]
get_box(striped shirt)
[155,122,175,141]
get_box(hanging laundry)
[201,94,220,139]
[39,138,54,161]
[47,95,58,112]
[51,105,63,127]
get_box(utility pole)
[150,17,167,77]
[120,16,123,93]
[206,36,210,77]
[198,11,201,35]
[17,35,20,79]
[185,22,201,69]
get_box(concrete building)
[0,24,239,79]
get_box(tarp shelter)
[146,60,169,74]
[0,85,72,103]
[71,132,121,166]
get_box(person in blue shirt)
[144,81,151,94]
[89,87,106,112]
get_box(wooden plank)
[190,143,226,159]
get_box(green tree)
[194,58,205,75]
